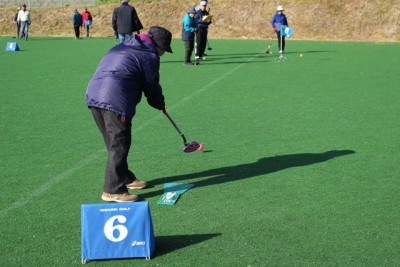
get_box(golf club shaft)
[206,8,212,50]
[163,110,188,145]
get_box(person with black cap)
[182,7,199,65]
[85,26,173,202]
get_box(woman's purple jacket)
[85,34,165,118]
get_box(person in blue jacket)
[85,26,173,202]
[271,5,288,54]
[182,7,198,65]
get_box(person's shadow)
[153,233,221,257]
[142,150,355,199]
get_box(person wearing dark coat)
[194,1,212,60]
[13,7,21,39]
[112,0,143,44]
[85,26,173,203]
[72,9,83,39]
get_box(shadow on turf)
[161,53,269,64]
[161,50,336,64]
[153,233,221,257]
[88,234,221,263]
[142,150,355,199]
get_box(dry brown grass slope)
[0,0,399,42]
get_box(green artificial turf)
[0,36,399,266]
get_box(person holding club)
[85,26,172,203]
[271,5,289,54]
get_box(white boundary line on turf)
[0,54,258,218]
[0,152,103,219]
[134,55,256,132]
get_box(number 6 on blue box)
[81,202,155,263]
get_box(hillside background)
[0,0,399,42]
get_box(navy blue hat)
[148,26,173,53]
[188,7,196,14]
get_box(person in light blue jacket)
[271,5,289,53]
[182,7,198,65]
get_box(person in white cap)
[195,1,212,60]
[271,5,289,54]
[195,0,207,11]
